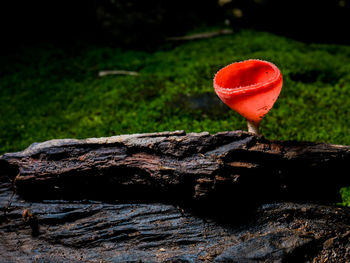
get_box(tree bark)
[1,130,350,262]
[1,130,349,203]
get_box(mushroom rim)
[213,59,281,97]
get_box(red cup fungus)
[213,59,283,134]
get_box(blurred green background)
[1,0,350,204]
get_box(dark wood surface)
[1,131,350,262]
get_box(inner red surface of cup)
[215,60,276,90]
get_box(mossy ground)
[1,29,350,202]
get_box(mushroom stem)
[247,120,260,134]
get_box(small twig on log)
[98,70,139,77]
[22,209,39,236]
[166,29,233,41]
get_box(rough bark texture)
[1,130,350,262]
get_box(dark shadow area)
[224,0,350,45]
[0,0,221,51]
[1,0,349,52]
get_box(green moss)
[340,187,350,206]
[1,29,350,203]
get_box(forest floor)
[1,28,350,203]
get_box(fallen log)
[1,181,350,262]
[1,130,349,204]
[1,131,350,262]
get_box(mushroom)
[213,59,283,134]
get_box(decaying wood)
[1,130,350,262]
[1,179,350,262]
[1,130,349,203]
